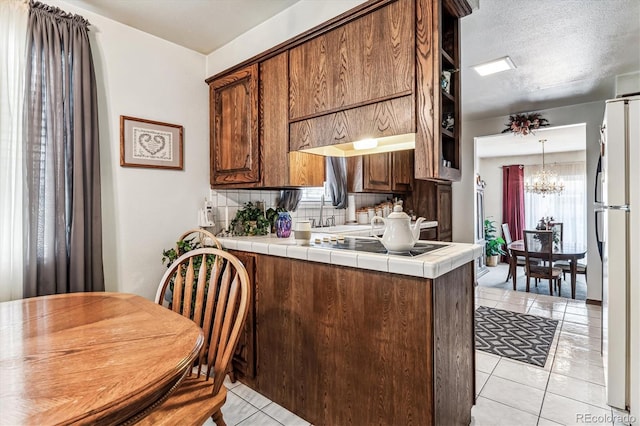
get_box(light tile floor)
[203,277,630,426]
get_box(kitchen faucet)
[309,194,335,228]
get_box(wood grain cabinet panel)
[261,53,325,188]
[289,96,414,152]
[392,149,414,192]
[347,149,414,193]
[210,64,259,186]
[405,180,452,241]
[239,254,474,425]
[288,0,414,121]
[209,54,324,188]
[229,250,256,380]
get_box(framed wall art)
[120,115,183,170]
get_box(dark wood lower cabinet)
[420,227,438,240]
[237,254,474,425]
[229,250,256,379]
[405,180,453,242]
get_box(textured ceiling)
[63,0,640,120]
[461,0,640,119]
[64,0,300,54]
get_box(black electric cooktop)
[309,237,448,257]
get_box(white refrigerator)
[599,95,640,416]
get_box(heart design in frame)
[138,133,166,156]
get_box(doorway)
[473,124,588,299]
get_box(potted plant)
[484,219,506,267]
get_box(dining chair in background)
[501,223,527,284]
[547,222,563,244]
[546,222,587,281]
[136,248,251,426]
[523,230,563,296]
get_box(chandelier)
[525,139,565,196]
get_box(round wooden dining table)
[507,240,587,299]
[0,292,203,425]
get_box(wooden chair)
[136,248,251,426]
[176,228,222,253]
[501,223,527,284]
[546,222,563,243]
[523,230,563,296]
[546,222,587,281]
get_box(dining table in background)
[507,240,588,299]
[0,292,203,425]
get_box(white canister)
[367,208,375,221]
[358,211,369,224]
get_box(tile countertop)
[219,233,483,280]
[311,220,437,236]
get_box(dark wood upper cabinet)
[207,0,471,185]
[348,149,413,193]
[363,153,393,192]
[210,64,260,186]
[288,0,414,121]
[392,149,414,192]
[260,53,325,188]
[209,54,324,188]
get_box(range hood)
[298,133,416,157]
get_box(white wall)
[49,0,210,300]
[478,151,586,230]
[206,0,366,77]
[458,101,605,301]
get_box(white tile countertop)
[311,220,437,236]
[219,233,483,279]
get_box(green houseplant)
[484,219,506,267]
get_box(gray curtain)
[326,157,347,208]
[23,2,104,297]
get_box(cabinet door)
[437,183,452,241]
[392,150,414,192]
[210,64,259,186]
[289,0,414,120]
[229,250,256,379]
[363,153,392,192]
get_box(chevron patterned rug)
[475,306,559,367]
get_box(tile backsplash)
[208,189,394,234]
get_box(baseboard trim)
[586,299,602,306]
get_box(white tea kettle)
[371,205,425,252]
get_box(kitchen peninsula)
[220,234,481,425]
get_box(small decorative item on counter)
[275,211,292,238]
[230,202,271,236]
[265,206,286,233]
[294,220,311,245]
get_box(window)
[524,161,587,248]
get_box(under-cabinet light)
[298,133,415,157]
[472,56,516,76]
[353,139,378,150]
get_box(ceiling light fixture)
[353,138,378,150]
[472,56,516,76]
[525,139,565,197]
